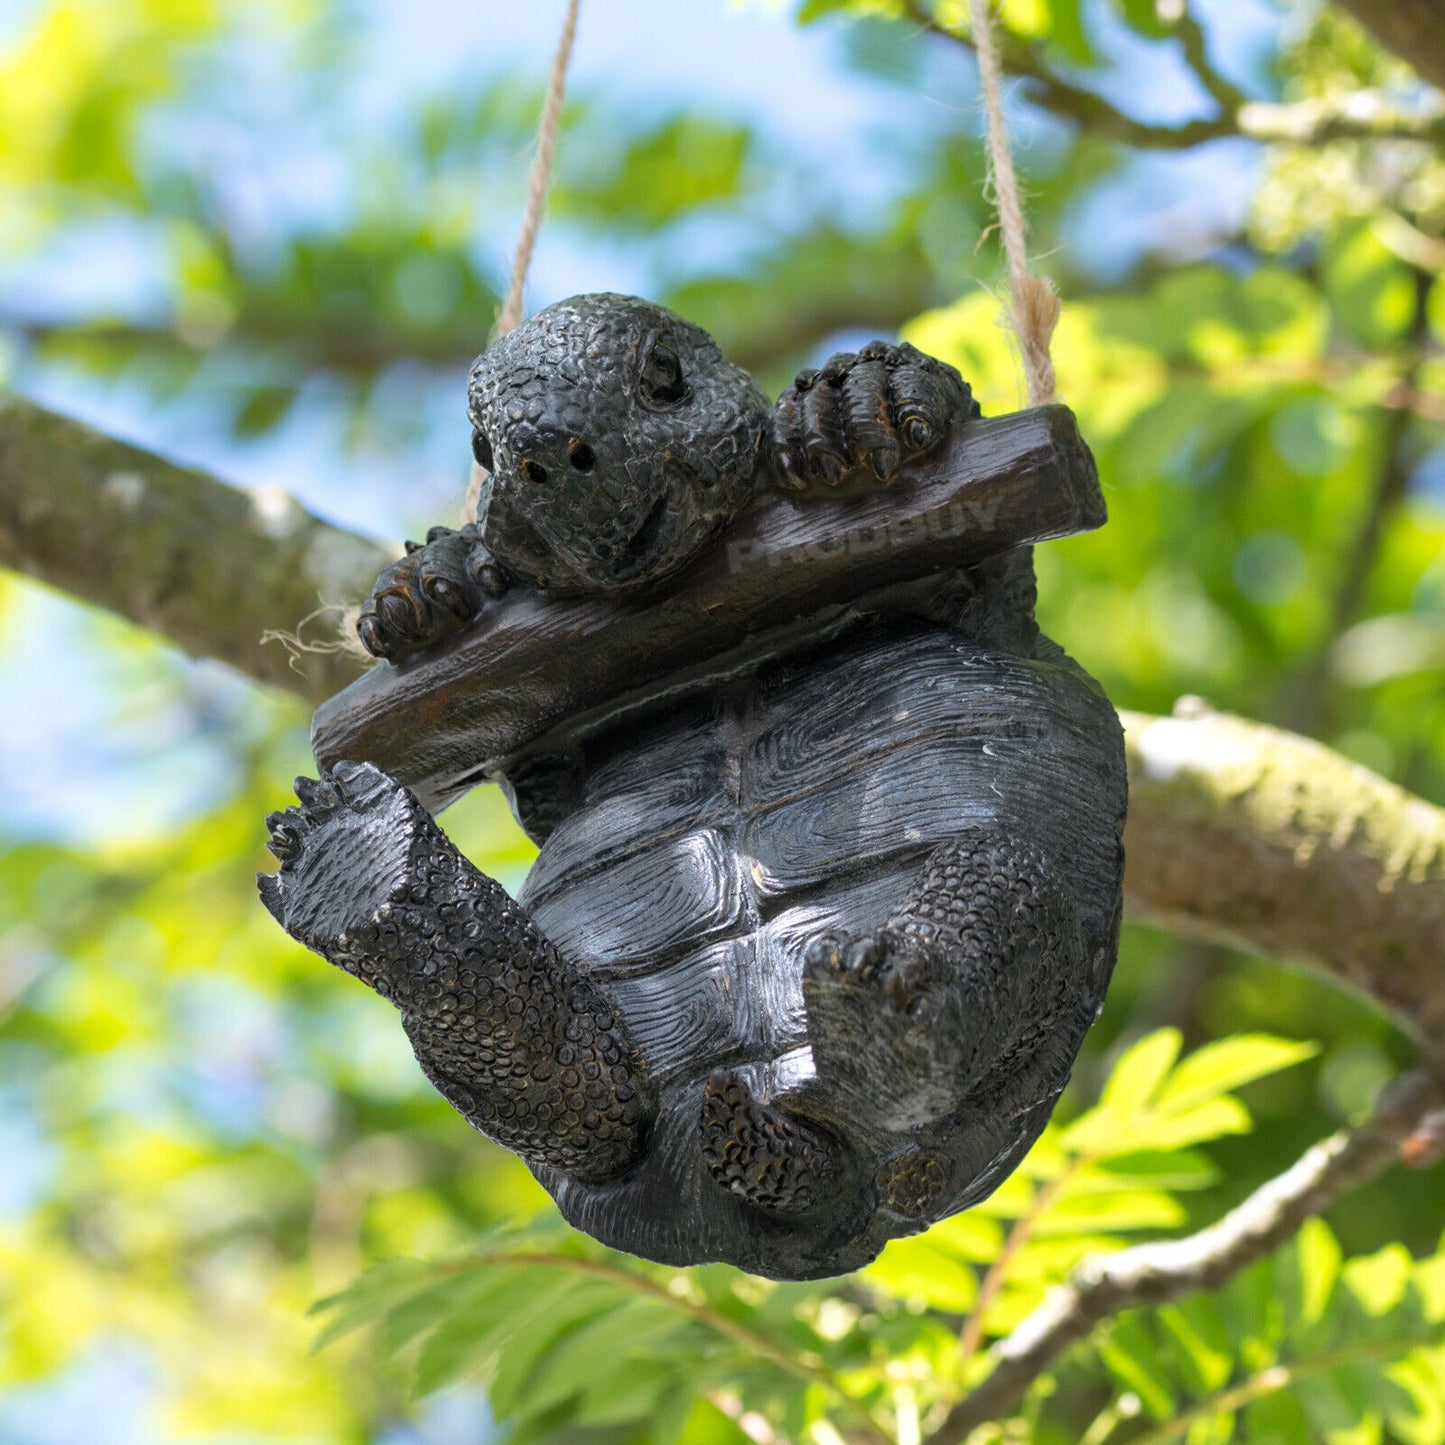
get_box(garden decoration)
[258,292,1128,1279]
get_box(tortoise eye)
[640,342,687,406]
[470,428,493,470]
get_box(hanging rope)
[463,0,581,523]
[497,0,580,338]
[969,0,1059,406]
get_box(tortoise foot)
[803,928,962,1130]
[770,341,978,491]
[700,1067,842,1215]
[356,524,508,662]
[259,761,431,961]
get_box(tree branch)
[899,0,1445,151]
[1237,93,1445,146]
[1122,701,1445,1049]
[930,1068,1445,1442]
[3,403,1444,1050]
[0,393,390,705]
[1174,4,1248,117]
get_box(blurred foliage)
[1,0,1443,1441]
[311,1033,1445,1445]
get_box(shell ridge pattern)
[524,618,1123,1275]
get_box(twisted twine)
[463,0,581,523]
[970,0,1059,405]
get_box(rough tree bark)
[2,394,1443,1050]
[1124,704,1445,1052]
[0,395,392,702]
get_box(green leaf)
[1185,1410,1236,1445]
[1154,1035,1319,1113]
[660,1396,752,1444]
[1031,1186,1186,1236]
[233,385,298,438]
[1099,1028,1183,1114]
[376,1270,505,1359]
[1244,1387,1315,1445]
[865,1235,978,1310]
[1290,1218,1344,1332]
[1092,1148,1220,1192]
[1323,222,1419,349]
[1428,272,1445,345]
[1345,1245,1415,1317]
[795,0,863,21]
[1070,1095,1253,1156]
[475,1277,625,1413]
[518,1297,688,1421]
[1384,1354,1445,1445]
[410,1269,576,1396]
[1296,1367,1378,1438]
[1414,1256,1445,1321]
[1111,0,1171,39]
[572,1356,679,1428]
[555,114,753,229]
[1156,1299,1233,1394]
[1047,0,1094,65]
[1100,1314,1177,1419]
[309,1258,432,1349]
[925,1209,1008,1262]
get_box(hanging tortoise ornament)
[258,294,1127,1280]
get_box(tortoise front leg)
[802,834,1092,1133]
[258,762,655,1184]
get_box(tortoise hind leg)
[259,762,656,1184]
[699,1068,842,1214]
[802,833,1090,1134]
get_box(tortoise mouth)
[616,492,671,577]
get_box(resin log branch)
[0,393,391,703]
[930,1068,1445,1442]
[313,404,1105,811]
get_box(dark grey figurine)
[259,294,1127,1280]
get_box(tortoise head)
[467,293,769,594]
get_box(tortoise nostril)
[522,459,548,485]
[569,441,596,473]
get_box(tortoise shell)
[262,295,1127,1279]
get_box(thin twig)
[928,1069,1445,1442]
[1175,3,1248,115]
[957,1170,1071,1369]
[1281,268,1433,733]
[1130,1338,1434,1445]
